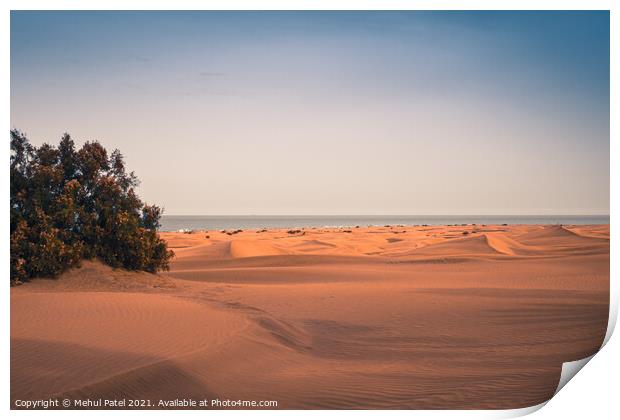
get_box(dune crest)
[230,239,290,258]
[484,233,533,256]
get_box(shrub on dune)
[10,130,174,285]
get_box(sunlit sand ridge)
[11,224,609,409]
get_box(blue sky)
[11,11,609,215]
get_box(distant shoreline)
[158,215,610,232]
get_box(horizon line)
[161,214,611,217]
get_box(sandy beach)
[11,224,609,409]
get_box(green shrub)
[10,130,174,285]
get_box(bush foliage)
[10,130,174,285]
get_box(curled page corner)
[491,354,598,419]
[602,296,617,347]
[493,401,548,419]
[542,298,618,407]
[553,354,596,397]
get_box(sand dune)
[11,224,609,409]
[484,232,524,255]
[229,239,291,258]
[11,283,248,404]
[563,225,611,240]
[402,234,501,258]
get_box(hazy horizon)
[157,214,611,232]
[159,212,610,216]
[11,11,610,215]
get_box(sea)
[158,215,610,232]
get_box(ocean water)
[158,215,610,232]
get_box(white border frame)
[2,2,617,420]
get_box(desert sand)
[11,224,609,409]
